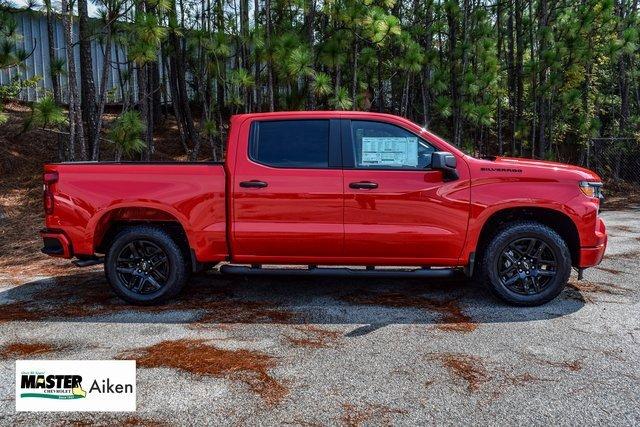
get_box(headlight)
[579,181,603,199]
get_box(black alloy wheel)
[481,221,571,306]
[496,237,558,295]
[105,225,189,304]
[115,239,170,295]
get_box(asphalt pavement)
[0,209,638,426]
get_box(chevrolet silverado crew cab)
[40,111,607,306]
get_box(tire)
[104,225,189,304]
[481,221,571,306]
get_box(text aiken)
[90,379,133,394]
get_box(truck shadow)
[0,270,586,335]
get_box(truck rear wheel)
[104,225,188,305]
[481,221,571,306]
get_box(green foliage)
[312,72,333,97]
[398,41,424,74]
[230,68,254,88]
[146,0,171,13]
[128,12,167,65]
[50,58,66,77]
[8,0,640,162]
[331,87,352,110]
[25,95,67,130]
[0,75,39,101]
[128,41,157,65]
[0,10,24,69]
[435,96,452,118]
[135,13,167,45]
[201,119,218,138]
[286,46,314,79]
[108,111,146,158]
[320,39,348,70]
[0,8,36,129]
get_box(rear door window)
[249,120,330,168]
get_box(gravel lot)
[0,209,638,426]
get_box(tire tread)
[104,225,189,305]
[480,221,571,306]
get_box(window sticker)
[360,137,419,167]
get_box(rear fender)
[90,203,193,254]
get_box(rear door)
[231,117,344,263]
[341,118,470,265]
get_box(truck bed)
[43,162,228,263]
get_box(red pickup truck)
[41,111,607,306]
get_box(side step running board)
[219,265,460,279]
[72,257,104,267]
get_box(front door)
[231,118,344,264]
[341,118,470,266]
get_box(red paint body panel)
[41,111,607,270]
[461,156,607,268]
[227,112,344,264]
[42,163,227,262]
[342,168,470,265]
[338,113,471,265]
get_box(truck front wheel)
[481,222,571,306]
[104,225,189,305]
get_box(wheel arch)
[92,206,193,267]
[474,207,580,266]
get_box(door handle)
[240,180,268,188]
[349,181,378,189]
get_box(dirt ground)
[0,105,639,425]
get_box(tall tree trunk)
[515,0,524,156]
[446,1,461,146]
[45,0,64,161]
[78,0,97,160]
[351,39,358,110]
[420,0,433,128]
[305,0,316,109]
[240,0,250,109]
[215,0,227,117]
[138,62,151,160]
[239,0,249,67]
[92,29,113,161]
[253,0,261,110]
[613,0,635,178]
[496,0,503,155]
[166,58,189,154]
[536,0,549,159]
[61,0,85,160]
[114,45,128,111]
[45,4,61,105]
[528,0,536,158]
[507,0,515,154]
[376,47,384,112]
[265,0,275,111]
[151,62,162,125]
[617,2,630,139]
[145,65,155,160]
[168,8,203,160]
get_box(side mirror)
[431,151,459,181]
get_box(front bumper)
[40,229,72,258]
[578,217,607,267]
